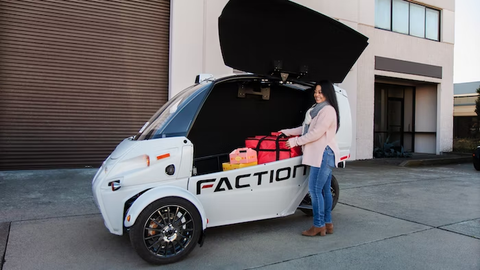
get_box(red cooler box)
[245,132,302,164]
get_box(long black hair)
[317,80,340,132]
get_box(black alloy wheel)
[298,175,339,216]
[129,197,202,265]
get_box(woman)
[280,80,340,236]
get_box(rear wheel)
[298,175,339,216]
[129,197,202,265]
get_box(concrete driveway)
[0,161,479,270]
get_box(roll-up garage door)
[0,1,170,170]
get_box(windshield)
[134,83,208,140]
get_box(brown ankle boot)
[302,226,326,236]
[326,223,334,234]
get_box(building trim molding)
[375,56,443,79]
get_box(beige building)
[0,0,454,169]
[170,0,455,160]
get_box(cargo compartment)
[188,78,313,175]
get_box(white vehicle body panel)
[189,156,308,227]
[123,185,207,230]
[92,136,195,235]
[335,85,352,162]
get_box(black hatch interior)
[188,78,313,175]
[218,0,369,83]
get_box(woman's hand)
[286,137,299,149]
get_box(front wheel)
[298,175,339,216]
[129,197,202,265]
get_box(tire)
[129,197,202,265]
[474,158,480,171]
[299,175,339,216]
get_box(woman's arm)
[280,126,302,136]
[288,106,336,147]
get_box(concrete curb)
[399,156,472,167]
[0,222,10,270]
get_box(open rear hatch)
[219,0,369,83]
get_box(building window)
[409,3,425,37]
[375,0,391,30]
[375,0,440,41]
[393,0,409,34]
[426,8,440,40]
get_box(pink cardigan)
[281,105,340,168]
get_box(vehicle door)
[188,157,309,227]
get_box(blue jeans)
[308,146,335,227]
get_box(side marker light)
[145,155,150,167]
[157,153,171,160]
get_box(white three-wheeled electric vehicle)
[92,0,368,264]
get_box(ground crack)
[0,222,11,270]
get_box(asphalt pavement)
[0,156,479,270]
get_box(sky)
[453,0,480,83]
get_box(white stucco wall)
[169,0,455,158]
[415,134,438,153]
[169,0,230,98]
[416,85,438,133]
[203,0,231,76]
[169,1,205,98]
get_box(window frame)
[375,0,441,41]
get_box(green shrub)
[453,138,480,153]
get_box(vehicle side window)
[154,88,210,138]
